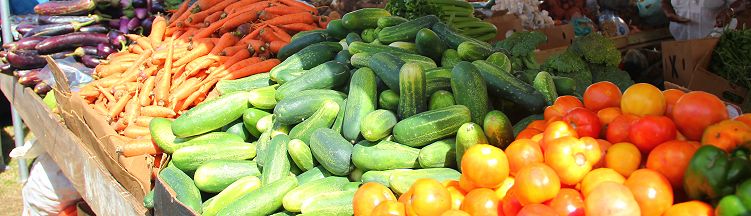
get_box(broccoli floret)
[591,65,635,91]
[569,33,622,67]
[542,51,592,95]
[496,31,548,56]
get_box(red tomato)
[544,96,584,120]
[354,182,398,216]
[500,189,523,216]
[584,81,622,111]
[563,107,603,138]
[646,140,700,189]
[546,188,585,216]
[663,201,714,216]
[518,204,558,216]
[672,91,729,140]
[629,115,677,153]
[605,114,639,144]
[459,188,500,215]
[663,89,685,118]
[542,121,578,151]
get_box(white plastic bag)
[21,153,81,216]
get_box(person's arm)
[716,0,750,26]
[663,0,691,23]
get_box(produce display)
[710,28,751,92]
[384,0,497,41]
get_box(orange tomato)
[544,136,601,185]
[440,210,471,216]
[663,89,685,118]
[605,114,639,144]
[516,128,542,140]
[563,107,603,138]
[605,142,641,177]
[701,119,751,152]
[736,114,751,127]
[505,139,544,176]
[399,188,417,216]
[542,121,578,150]
[458,174,477,192]
[580,168,625,197]
[518,203,558,216]
[672,91,729,141]
[372,200,407,216]
[584,81,622,111]
[354,182,398,216]
[410,179,452,215]
[629,115,677,153]
[621,83,666,116]
[544,96,584,120]
[624,169,674,216]
[461,144,509,188]
[459,188,500,215]
[546,188,585,216]
[500,189,523,216]
[597,107,622,126]
[444,181,466,210]
[494,177,515,200]
[593,139,612,168]
[527,120,548,131]
[646,140,700,189]
[663,201,714,216]
[514,163,561,205]
[585,182,641,216]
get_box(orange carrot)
[173,41,214,67]
[116,49,153,85]
[224,0,264,14]
[156,36,175,106]
[223,49,251,68]
[95,64,128,78]
[220,11,260,34]
[192,17,231,39]
[259,27,280,42]
[219,45,247,56]
[111,118,127,131]
[108,93,133,120]
[141,105,177,117]
[183,56,219,78]
[169,1,192,24]
[228,1,273,15]
[93,103,109,115]
[269,25,292,43]
[96,84,116,102]
[176,28,198,41]
[258,11,279,21]
[134,116,154,127]
[268,40,287,53]
[197,0,224,12]
[149,16,167,46]
[240,23,267,43]
[277,0,317,15]
[79,89,100,98]
[281,23,320,32]
[246,39,265,54]
[142,64,159,77]
[210,33,239,54]
[187,0,236,24]
[180,78,219,110]
[264,5,309,15]
[119,139,161,156]
[130,44,144,54]
[124,96,140,125]
[263,12,314,25]
[203,10,227,27]
[224,59,280,79]
[139,76,156,106]
[171,77,200,102]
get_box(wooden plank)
[0,74,148,216]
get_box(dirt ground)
[0,126,25,216]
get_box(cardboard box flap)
[661,38,719,87]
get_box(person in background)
[662,0,739,40]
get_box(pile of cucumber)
[148,8,557,215]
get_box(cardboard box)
[485,13,524,42]
[485,13,575,50]
[537,24,575,50]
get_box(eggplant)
[134,8,148,19]
[3,36,48,51]
[0,64,13,75]
[33,82,53,95]
[80,24,109,33]
[7,50,46,69]
[141,17,153,35]
[151,0,165,13]
[15,23,36,35]
[38,14,103,24]
[14,69,31,77]
[109,18,120,28]
[81,55,104,68]
[35,32,109,54]
[18,69,44,87]
[69,46,99,58]
[132,0,147,8]
[119,16,129,33]
[107,31,126,48]
[127,17,141,31]
[24,20,96,37]
[50,51,74,59]
[34,0,96,16]
[97,43,115,58]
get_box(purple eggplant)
[151,0,165,14]
[107,31,126,49]
[18,69,44,87]
[127,17,141,31]
[80,24,109,33]
[68,46,99,58]
[97,43,115,58]
[35,32,109,54]
[15,23,36,35]
[109,18,120,28]
[132,0,146,8]
[134,8,148,19]
[0,64,13,75]
[119,16,130,33]
[33,82,52,95]
[81,55,104,68]
[24,20,96,37]
[14,69,31,77]
[7,50,46,70]
[3,36,49,51]
[34,0,96,16]
[38,14,103,24]
[50,51,74,59]
[141,17,153,35]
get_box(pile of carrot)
[78,0,327,157]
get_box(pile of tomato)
[352,82,751,216]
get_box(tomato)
[597,107,622,126]
[584,81,622,111]
[544,136,601,185]
[592,139,612,168]
[663,201,714,216]
[410,179,452,215]
[459,188,500,215]
[542,121,578,151]
[624,169,674,216]
[672,91,729,141]
[701,119,751,153]
[513,163,560,205]
[629,115,677,153]
[460,144,509,188]
[585,182,641,216]
[621,83,666,116]
[500,189,523,216]
[546,188,585,216]
[458,174,477,192]
[372,200,407,216]
[605,142,641,177]
[494,177,515,200]
[504,139,543,176]
[530,133,543,143]
[516,128,542,140]
[399,188,417,216]
[527,120,548,131]
[646,140,700,189]
[663,89,685,118]
[544,96,584,120]
[518,203,558,216]
[605,114,639,144]
[737,114,751,127]
[580,168,625,197]
[444,180,466,210]
[354,182,398,216]
[563,107,602,138]
[440,210,471,216]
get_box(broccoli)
[569,33,622,67]
[495,31,547,71]
[591,64,635,91]
[542,50,592,95]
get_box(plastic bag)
[10,137,45,160]
[598,10,630,37]
[22,153,81,216]
[39,56,93,93]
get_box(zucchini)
[248,85,278,110]
[377,16,408,28]
[353,140,420,171]
[309,128,354,176]
[171,91,249,138]
[289,100,340,143]
[150,118,178,154]
[360,109,398,142]
[243,108,271,138]
[274,89,346,125]
[415,28,446,61]
[215,73,271,95]
[300,190,356,215]
[441,49,461,68]
[451,61,489,124]
[348,41,414,55]
[533,71,558,105]
[326,19,349,39]
[431,22,490,49]
[202,176,261,216]
[486,52,512,74]
[429,90,455,110]
[392,105,471,147]
[361,169,409,186]
[342,8,391,30]
[343,68,378,142]
[346,32,363,45]
[223,121,251,142]
[378,15,440,44]
[418,138,457,168]
[288,139,316,172]
[378,89,400,111]
[484,110,514,149]
[172,142,257,173]
[389,42,417,53]
[458,41,493,61]
[472,60,546,113]
[389,168,461,195]
[194,160,260,193]
[270,43,342,80]
[279,31,333,60]
[455,122,488,169]
[276,61,350,100]
[275,69,308,84]
[262,134,291,185]
[216,176,298,216]
[297,166,334,185]
[369,52,405,92]
[282,176,350,212]
[159,166,202,213]
[398,62,427,119]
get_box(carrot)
[197,0,224,12]
[264,5,309,15]
[107,53,139,61]
[141,105,177,117]
[119,139,161,156]
[173,41,214,67]
[93,103,109,115]
[183,56,219,78]
[171,77,200,102]
[149,16,167,46]
[111,118,127,131]
[108,93,133,120]
[259,27,280,43]
[79,89,100,98]
[224,58,280,79]
[318,15,331,28]
[169,1,193,24]
[210,33,239,54]
[176,28,197,41]
[224,0,264,14]
[219,45,247,56]
[223,49,251,68]
[139,76,156,106]
[258,11,279,21]
[203,10,227,27]
[187,0,236,24]
[134,116,154,127]
[220,11,260,34]
[124,96,140,125]
[96,84,116,102]
[192,17,231,39]
[240,23,267,43]
[263,12,314,25]
[281,23,320,32]
[116,49,153,85]
[142,64,159,77]
[277,0,317,15]
[95,64,128,78]
[228,1,273,15]
[268,40,287,53]
[156,36,175,106]
[246,39,265,54]
[129,44,144,54]
[121,125,151,139]
[269,25,292,43]
[180,78,219,110]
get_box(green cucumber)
[348,41,414,55]
[389,168,461,195]
[348,52,436,70]
[248,85,278,110]
[194,160,260,193]
[483,110,514,149]
[429,90,455,110]
[472,60,546,113]
[288,139,316,172]
[369,52,405,92]
[349,168,364,182]
[343,68,378,142]
[389,42,417,53]
[377,16,408,28]
[378,15,440,44]
[416,28,446,61]
[274,89,346,125]
[392,105,471,147]
[418,139,456,168]
[255,132,272,168]
[533,71,558,105]
[512,114,544,136]
[224,121,250,142]
[297,166,333,185]
[160,166,202,213]
[215,73,270,95]
[269,119,291,137]
[150,118,178,154]
[289,100,340,143]
[353,140,420,171]
[216,176,298,216]
[270,211,296,216]
[202,176,262,216]
[346,32,363,45]
[326,19,349,39]
[458,41,493,61]
[173,132,244,149]
[350,53,369,68]
[283,176,350,212]
[441,49,461,68]
[398,62,427,119]
[262,134,291,185]
[378,89,400,111]
[270,43,342,80]
[486,52,512,74]
[451,61,489,124]
[300,190,356,215]
[243,108,271,138]
[335,50,352,65]
[256,115,274,134]
[431,22,490,49]
[144,189,154,209]
[361,169,409,186]
[172,142,256,173]
[309,128,354,176]
[360,109,398,142]
[276,61,350,100]
[275,69,307,84]
[455,122,488,169]
[291,30,328,41]
[279,31,333,60]
[172,91,249,138]
[342,8,391,30]
[426,67,452,94]
[361,28,376,43]
[332,99,347,133]
[553,75,577,96]
[426,67,452,78]
[370,39,382,45]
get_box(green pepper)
[716,180,751,216]
[684,145,751,202]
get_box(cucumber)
[194,160,260,193]
[343,68,378,142]
[512,114,544,136]
[389,42,417,53]
[274,89,346,125]
[369,52,405,92]
[342,8,391,30]
[398,62,427,119]
[248,85,278,110]
[270,211,296,216]
[451,61,489,124]
[279,31,333,60]
[256,115,274,134]
[291,30,328,41]
[348,52,436,70]
[243,108,271,138]
[352,140,420,171]
[455,122,488,169]
[297,166,333,185]
[378,15,440,44]
[332,99,347,133]
[515,69,538,84]
[441,49,461,68]
[426,67,452,95]
[159,166,202,213]
[360,109,398,142]
[275,69,307,85]
[173,132,244,149]
[377,16,408,28]
[216,176,298,216]
[283,176,350,212]
[224,121,251,142]
[348,41,414,55]
[255,132,272,168]
[378,89,400,111]
[262,134,291,185]
[418,138,457,168]
[269,119,291,138]
[431,22,490,49]
[361,169,409,186]
[202,176,261,216]
[349,168,364,182]
[533,71,558,105]
[429,90,455,110]
[343,182,362,191]
[458,41,493,61]
[215,73,271,95]
[172,142,257,173]
[472,60,546,113]
[172,91,249,138]
[360,28,376,43]
[486,52,512,74]
[326,19,349,39]
[309,128,354,176]
[276,61,350,100]
[270,43,342,80]
[350,53,370,68]
[392,105,471,147]
[416,28,446,61]
[426,67,452,78]
[150,118,178,154]
[346,32,363,45]
[553,75,577,96]
[300,190,356,215]
[389,168,461,195]
[335,50,352,65]
[289,100,340,143]
[288,139,316,172]
[144,189,154,209]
